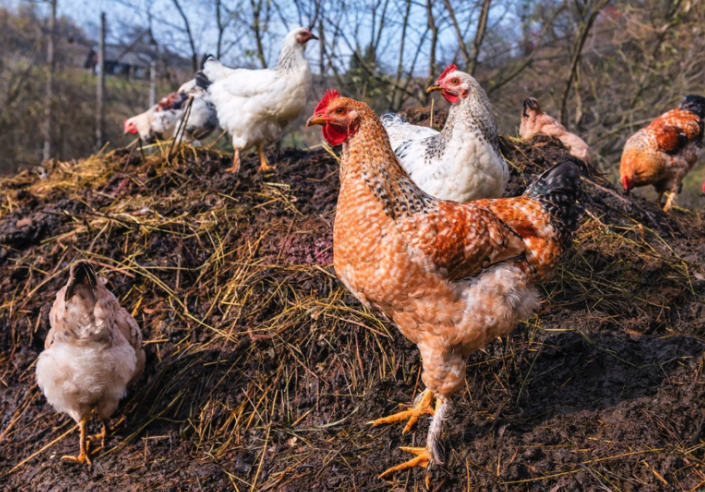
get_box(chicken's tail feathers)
[524,159,585,234]
[65,261,98,302]
[380,113,409,128]
[197,55,223,88]
[195,71,211,90]
[680,94,705,119]
[200,54,216,69]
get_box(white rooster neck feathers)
[276,27,315,71]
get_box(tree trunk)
[443,0,470,67]
[216,0,224,58]
[560,0,610,125]
[149,60,157,107]
[96,12,106,151]
[42,0,57,162]
[250,0,268,68]
[392,0,412,110]
[171,0,198,72]
[468,0,492,75]
[318,17,325,76]
[425,0,438,104]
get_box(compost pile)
[1,122,704,491]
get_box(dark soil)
[1,126,704,491]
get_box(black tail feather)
[195,71,210,90]
[65,261,97,302]
[680,95,705,118]
[200,54,214,70]
[524,160,585,235]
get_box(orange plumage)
[619,95,705,211]
[307,93,583,479]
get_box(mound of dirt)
[1,126,704,491]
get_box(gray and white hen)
[381,64,508,203]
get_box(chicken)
[123,79,218,145]
[620,95,705,211]
[520,97,592,163]
[196,27,318,173]
[306,90,583,480]
[380,64,508,202]
[36,261,145,465]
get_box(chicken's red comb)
[438,64,458,82]
[315,89,341,114]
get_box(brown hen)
[620,95,705,211]
[307,91,583,479]
[36,261,145,465]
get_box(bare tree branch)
[559,0,610,124]
[468,0,492,75]
[170,0,198,72]
[443,0,470,67]
[249,0,268,68]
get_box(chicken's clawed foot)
[61,415,92,466]
[87,419,109,453]
[258,147,276,172]
[378,446,431,479]
[61,450,92,465]
[225,150,241,173]
[369,388,435,434]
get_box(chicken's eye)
[450,78,459,85]
[335,107,346,115]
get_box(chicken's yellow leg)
[370,389,435,434]
[258,147,276,172]
[377,396,447,479]
[378,446,431,479]
[88,419,109,454]
[225,149,241,173]
[663,191,676,212]
[61,415,92,465]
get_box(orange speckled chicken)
[36,262,145,465]
[306,90,583,479]
[520,98,592,163]
[620,95,705,211]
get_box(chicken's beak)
[308,33,319,41]
[306,116,329,127]
[426,85,443,94]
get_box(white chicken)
[36,261,145,465]
[196,27,317,173]
[124,79,218,145]
[381,64,508,203]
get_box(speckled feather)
[380,70,508,202]
[332,97,582,397]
